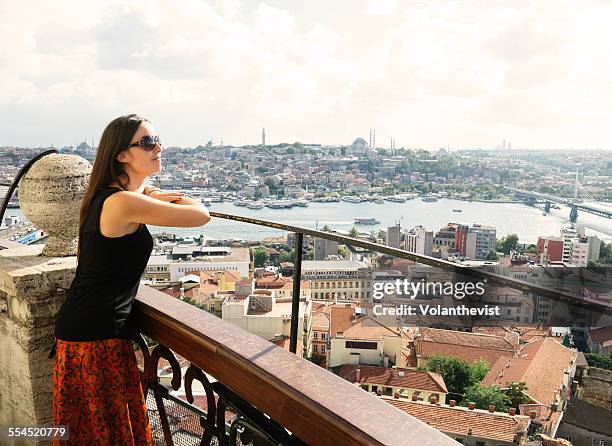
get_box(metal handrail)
[209,210,610,353]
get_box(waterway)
[5,199,611,243]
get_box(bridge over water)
[505,186,612,221]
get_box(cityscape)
[1,137,611,445]
[1,0,612,444]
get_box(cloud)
[0,0,611,149]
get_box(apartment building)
[302,260,373,302]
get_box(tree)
[338,245,349,259]
[485,250,499,261]
[253,246,269,267]
[286,147,295,155]
[321,224,331,232]
[469,359,491,383]
[426,354,472,395]
[279,249,295,264]
[585,353,612,371]
[562,334,571,348]
[463,384,511,412]
[349,226,359,238]
[498,234,519,254]
[505,382,529,410]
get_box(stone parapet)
[0,244,75,445]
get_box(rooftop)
[302,260,369,271]
[340,316,399,340]
[384,398,530,443]
[482,338,576,405]
[415,327,516,365]
[339,365,448,393]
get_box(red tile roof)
[415,328,515,365]
[341,316,399,340]
[270,336,303,357]
[339,365,447,393]
[482,338,576,405]
[588,325,612,344]
[384,398,530,443]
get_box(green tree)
[264,177,276,191]
[286,147,295,155]
[349,226,359,238]
[463,384,511,412]
[562,334,571,348]
[585,353,612,370]
[505,382,530,410]
[279,249,296,264]
[253,246,270,267]
[485,250,499,261]
[321,224,331,232]
[426,354,472,395]
[599,241,612,264]
[338,245,349,259]
[498,234,519,254]
[469,359,491,383]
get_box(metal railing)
[132,285,459,446]
[208,211,610,353]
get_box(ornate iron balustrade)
[131,285,460,446]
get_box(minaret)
[373,129,376,150]
[262,128,266,146]
[369,129,372,149]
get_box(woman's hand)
[148,190,185,203]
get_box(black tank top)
[54,186,153,341]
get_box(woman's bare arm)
[107,191,211,228]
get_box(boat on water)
[202,198,212,206]
[384,195,407,203]
[375,198,384,204]
[233,200,248,207]
[342,196,362,203]
[354,217,380,225]
[422,195,439,202]
[247,202,264,209]
[452,209,462,212]
[293,200,309,207]
[210,195,222,202]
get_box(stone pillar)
[0,153,89,445]
[0,243,76,445]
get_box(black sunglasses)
[127,135,161,151]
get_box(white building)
[329,316,402,368]
[405,226,434,257]
[222,292,309,341]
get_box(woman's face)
[117,121,162,176]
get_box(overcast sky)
[1,0,611,150]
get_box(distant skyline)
[1,0,612,150]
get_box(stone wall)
[579,367,612,410]
[0,243,75,445]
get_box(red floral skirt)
[52,338,153,445]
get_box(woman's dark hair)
[80,114,148,226]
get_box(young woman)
[51,114,210,445]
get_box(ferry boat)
[452,208,462,212]
[342,196,361,203]
[384,195,407,203]
[421,195,439,202]
[210,195,222,202]
[375,198,384,204]
[354,218,380,225]
[233,200,248,207]
[293,200,309,207]
[202,198,212,206]
[247,202,264,209]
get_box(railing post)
[290,232,303,354]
